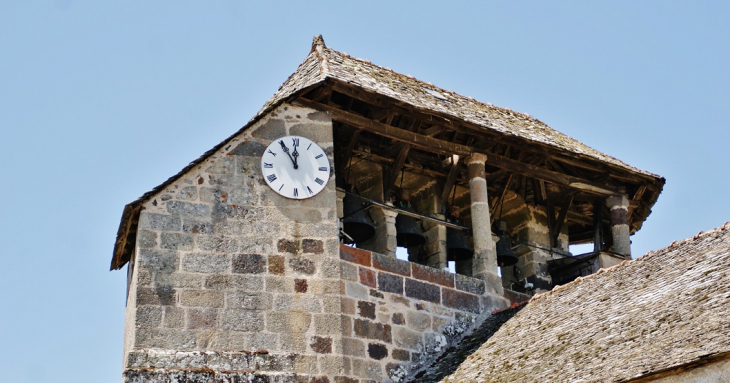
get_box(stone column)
[465,153,501,292]
[606,194,631,259]
[360,204,398,258]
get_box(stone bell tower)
[112,36,663,382]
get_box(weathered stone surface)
[135,306,162,327]
[229,140,266,157]
[278,207,322,223]
[197,235,239,253]
[442,288,481,313]
[455,274,486,295]
[265,276,294,293]
[268,255,285,275]
[302,239,324,254]
[378,273,404,295]
[204,274,263,290]
[294,278,308,293]
[368,343,388,360]
[340,262,358,281]
[135,328,197,350]
[137,287,176,306]
[177,185,199,200]
[405,278,441,303]
[252,118,286,139]
[220,310,264,332]
[393,326,422,349]
[182,253,230,273]
[199,187,227,204]
[357,301,376,320]
[163,307,184,328]
[406,310,431,331]
[339,246,372,267]
[239,237,273,254]
[354,319,392,343]
[392,349,410,361]
[373,252,411,276]
[289,123,332,142]
[187,308,218,329]
[289,257,316,275]
[274,294,322,313]
[139,213,181,231]
[138,230,157,248]
[233,253,266,274]
[166,201,211,217]
[160,232,194,250]
[138,249,179,275]
[229,187,256,206]
[392,313,405,325]
[352,358,383,381]
[358,267,376,288]
[342,337,365,357]
[182,218,214,234]
[227,291,272,311]
[412,263,454,287]
[267,312,312,333]
[311,336,333,353]
[345,281,369,300]
[179,290,224,308]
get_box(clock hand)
[292,142,299,167]
[279,140,298,169]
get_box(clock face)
[260,135,331,199]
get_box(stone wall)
[337,245,509,382]
[122,103,345,382]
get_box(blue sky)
[1,1,728,381]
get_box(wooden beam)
[440,157,461,205]
[296,98,620,196]
[385,144,410,191]
[552,195,574,246]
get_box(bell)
[496,221,518,267]
[341,194,376,244]
[447,227,473,262]
[396,214,426,248]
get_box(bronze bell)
[446,209,473,262]
[341,193,376,244]
[395,189,426,248]
[496,221,518,267]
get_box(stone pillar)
[465,153,501,293]
[606,194,631,259]
[423,219,448,270]
[360,204,398,258]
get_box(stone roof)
[262,35,659,178]
[440,222,730,383]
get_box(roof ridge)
[528,222,730,303]
[311,35,330,76]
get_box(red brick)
[372,252,410,276]
[442,288,481,313]
[411,263,454,288]
[359,267,376,288]
[339,245,372,267]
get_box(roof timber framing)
[296,97,619,197]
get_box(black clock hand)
[279,140,298,169]
[292,141,299,167]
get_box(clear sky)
[1,1,727,382]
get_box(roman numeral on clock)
[307,186,313,195]
[315,154,324,159]
[266,174,277,182]
[263,162,273,168]
[315,177,324,185]
[267,149,277,156]
[293,188,298,197]
[318,167,327,171]
[292,137,299,146]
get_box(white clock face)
[260,135,331,199]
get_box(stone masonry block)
[455,274,486,295]
[181,253,230,273]
[179,290,224,308]
[166,201,211,217]
[393,326,422,349]
[339,245,372,267]
[160,233,194,250]
[274,294,322,313]
[187,308,218,329]
[267,312,312,333]
[358,267,376,288]
[163,307,184,328]
[342,337,366,357]
[319,355,345,376]
[302,239,324,254]
[406,311,431,332]
[378,273,404,295]
[251,118,286,140]
[392,349,410,361]
[138,213,181,231]
[199,187,227,204]
[352,358,383,381]
[226,291,272,311]
[405,278,441,304]
[220,310,264,332]
[411,263,454,288]
[265,276,294,293]
[372,252,411,276]
[135,306,162,327]
[341,262,358,281]
[357,301,376,320]
[177,185,198,200]
[442,288,481,313]
[138,230,157,248]
[289,257,316,275]
[368,343,388,360]
[182,218,214,234]
[196,235,239,253]
[229,140,266,157]
[353,319,392,343]
[268,255,285,275]
[310,336,333,354]
[345,281,369,300]
[278,238,300,254]
[295,278,308,293]
[239,237,273,254]
[233,254,266,274]
[138,249,179,275]
[392,313,405,325]
[135,328,197,350]
[137,287,176,306]
[204,274,263,291]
